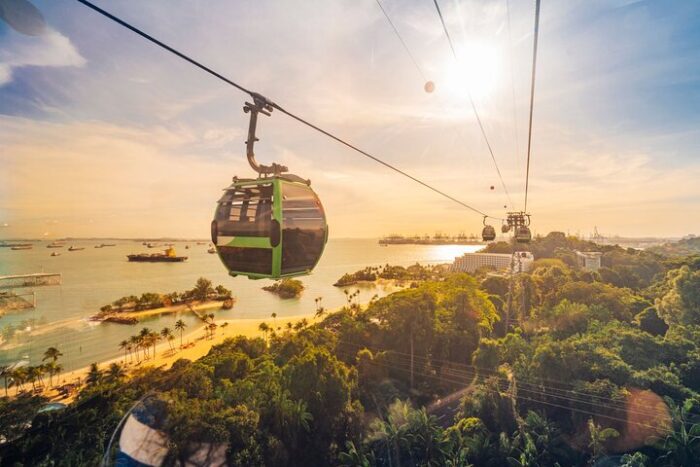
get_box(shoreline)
[90,300,227,324]
[48,311,322,403]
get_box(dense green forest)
[1,232,700,466]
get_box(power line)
[333,347,681,434]
[374,0,427,82]
[504,0,521,171]
[75,0,501,221]
[374,0,508,211]
[431,0,514,210]
[524,0,541,212]
[337,339,689,423]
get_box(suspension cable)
[505,0,521,171]
[75,0,502,220]
[374,0,427,82]
[524,0,541,212]
[431,0,514,209]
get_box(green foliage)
[334,266,378,286]
[263,278,305,298]
[657,266,700,326]
[0,394,48,444]
[5,238,700,466]
[634,306,669,336]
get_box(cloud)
[0,28,85,86]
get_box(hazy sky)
[1,0,699,239]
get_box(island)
[262,278,305,298]
[333,263,448,287]
[90,277,234,324]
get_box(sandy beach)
[51,311,321,402]
[92,300,228,322]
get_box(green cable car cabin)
[211,175,328,279]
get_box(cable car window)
[215,184,273,237]
[217,247,272,275]
[281,182,326,274]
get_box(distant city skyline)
[2,0,700,239]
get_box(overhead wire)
[333,340,688,432]
[374,0,428,82]
[74,0,502,221]
[373,0,509,211]
[431,0,514,210]
[523,0,541,212]
[332,346,681,434]
[504,0,521,171]
[336,339,689,425]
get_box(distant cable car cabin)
[481,217,496,242]
[515,225,532,244]
[211,95,328,279]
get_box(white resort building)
[575,251,603,271]
[451,252,534,274]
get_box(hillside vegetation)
[1,233,700,466]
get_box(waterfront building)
[575,251,603,271]
[451,252,534,274]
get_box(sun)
[442,42,502,101]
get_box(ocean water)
[0,239,481,371]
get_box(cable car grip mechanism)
[244,93,288,177]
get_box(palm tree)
[271,312,277,329]
[160,327,173,351]
[338,441,370,467]
[44,361,56,387]
[26,366,39,391]
[139,328,151,358]
[119,340,129,362]
[286,321,293,331]
[657,399,700,465]
[174,319,187,348]
[209,322,218,338]
[259,322,270,342]
[53,363,63,387]
[86,363,102,386]
[149,331,159,358]
[129,335,140,361]
[10,367,27,395]
[43,346,63,363]
[588,418,619,464]
[106,362,127,382]
[220,322,229,333]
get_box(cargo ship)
[127,247,187,263]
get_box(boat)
[101,243,116,247]
[207,247,217,254]
[11,245,32,250]
[2,242,32,248]
[127,247,187,263]
[51,252,61,257]
[68,246,85,251]
[46,242,64,248]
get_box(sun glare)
[443,42,502,101]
